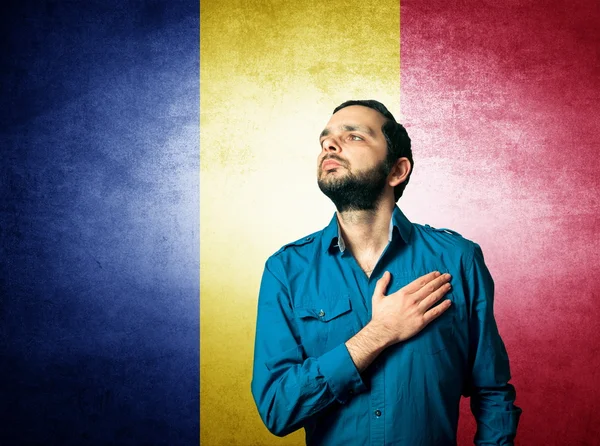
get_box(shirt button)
[318,309,325,317]
[374,410,382,417]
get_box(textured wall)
[202,0,600,444]
[200,0,399,444]
[1,1,199,444]
[401,1,600,444]
[4,0,598,444]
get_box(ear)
[388,157,411,187]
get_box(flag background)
[1,0,599,444]
[401,1,600,444]
[202,0,600,445]
[1,1,199,444]
[200,1,399,444]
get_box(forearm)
[252,342,367,437]
[464,243,523,444]
[471,383,522,445]
[345,321,391,372]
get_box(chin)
[320,167,345,177]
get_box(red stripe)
[401,1,600,444]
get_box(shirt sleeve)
[464,243,523,445]
[250,257,367,437]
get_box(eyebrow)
[319,124,376,141]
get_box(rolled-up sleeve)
[250,257,367,437]
[465,243,523,445]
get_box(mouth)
[321,160,343,170]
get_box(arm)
[345,321,389,372]
[465,243,523,445]
[250,258,369,437]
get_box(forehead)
[324,105,386,134]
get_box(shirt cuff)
[319,342,368,404]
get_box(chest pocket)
[294,296,359,357]
[391,270,457,356]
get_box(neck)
[336,200,394,256]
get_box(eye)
[349,134,363,141]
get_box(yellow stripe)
[200,1,400,443]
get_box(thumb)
[373,271,391,300]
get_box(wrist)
[363,320,394,350]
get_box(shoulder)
[269,230,321,259]
[418,223,470,247]
[419,224,493,279]
[263,230,320,280]
[421,223,464,238]
[416,223,479,263]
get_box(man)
[250,100,522,445]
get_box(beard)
[317,156,393,212]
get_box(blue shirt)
[251,205,522,445]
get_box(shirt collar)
[321,205,414,253]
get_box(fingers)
[401,271,441,295]
[418,278,451,312]
[373,271,391,299]
[413,272,451,301]
[422,298,452,326]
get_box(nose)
[321,137,341,153]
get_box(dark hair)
[333,99,413,201]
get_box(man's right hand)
[345,270,452,373]
[370,270,453,348]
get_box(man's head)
[316,100,413,212]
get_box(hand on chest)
[291,265,462,360]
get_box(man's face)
[316,105,392,212]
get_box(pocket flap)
[295,297,352,322]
